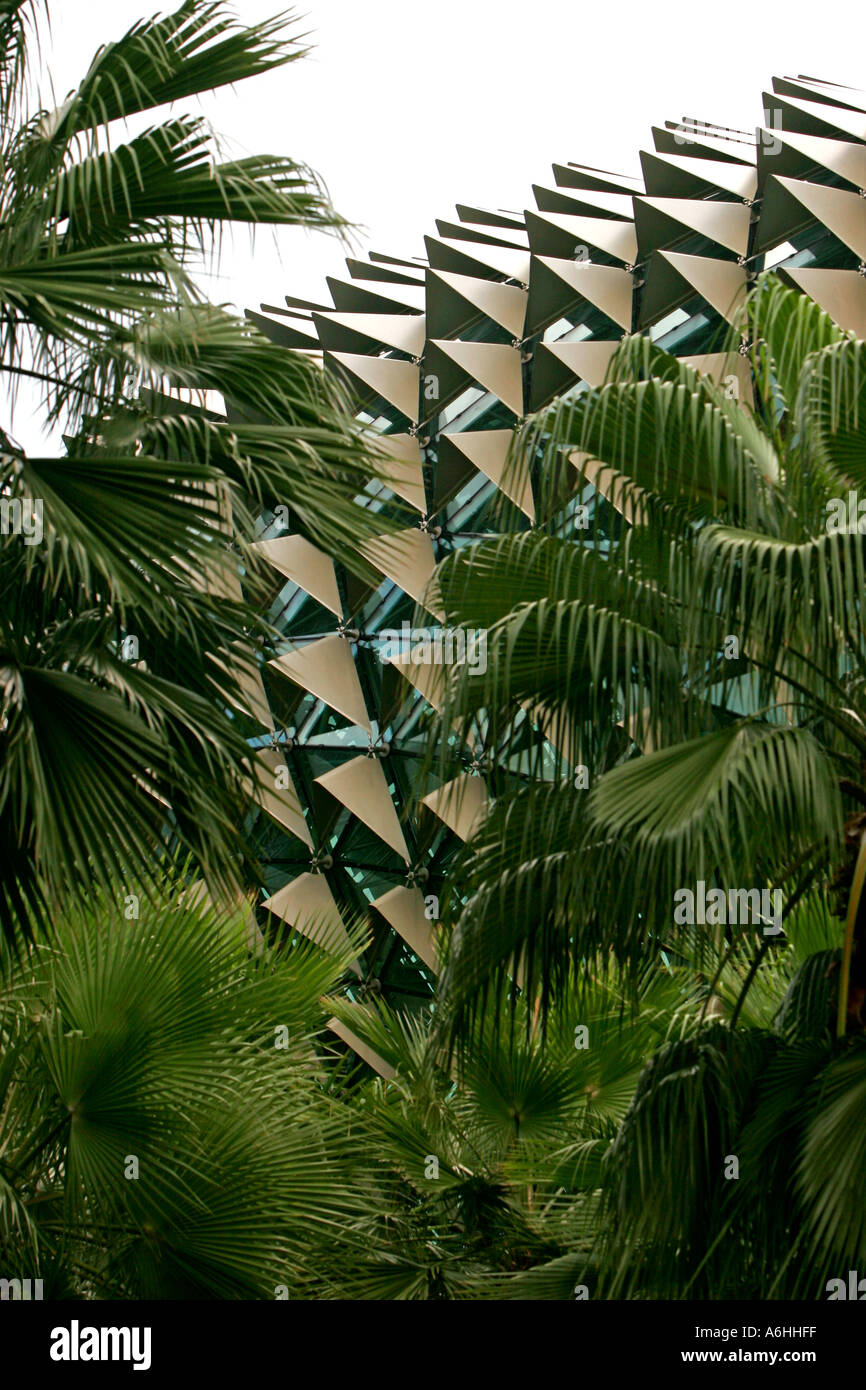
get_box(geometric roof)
[242,73,866,1018]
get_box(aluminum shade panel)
[314,311,426,357]
[263,874,361,973]
[781,267,866,339]
[370,885,439,972]
[254,534,342,618]
[526,209,638,265]
[634,196,751,257]
[269,635,372,733]
[421,774,489,842]
[328,351,419,422]
[387,648,447,712]
[428,339,525,418]
[756,128,866,193]
[571,450,650,525]
[756,176,866,260]
[250,746,312,848]
[640,251,747,327]
[533,256,633,330]
[425,236,531,285]
[640,150,757,200]
[683,353,754,408]
[315,755,410,863]
[441,427,535,519]
[764,91,866,142]
[327,1018,396,1078]
[359,528,445,621]
[374,433,427,512]
[651,125,756,164]
[427,268,527,339]
[530,339,619,410]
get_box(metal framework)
[239,73,866,1035]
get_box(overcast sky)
[6,0,865,446]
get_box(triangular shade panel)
[634,196,751,257]
[270,635,372,732]
[428,339,524,417]
[263,873,361,974]
[640,150,757,200]
[315,755,410,862]
[781,267,866,339]
[756,128,866,192]
[442,427,535,519]
[533,256,633,330]
[640,251,747,327]
[327,1017,396,1078]
[756,177,866,259]
[359,528,446,621]
[328,351,420,421]
[426,236,531,284]
[531,339,619,409]
[421,774,489,841]
[370,885,440,972]
[249,745,312,848]
[525,209,638,264]
[374,433,427,512]
[254,534,342,617]
[314,310,426,357]
[427,268,527,339]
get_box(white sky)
[5,0,865,447]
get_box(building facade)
[242,73,866,1027]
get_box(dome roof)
[244,73,866,1030]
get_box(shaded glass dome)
[241,73,866,1034]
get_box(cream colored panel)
[531,211,638,265]
[226,654,273,732]
[360,528,446,621]
[763,128,866,188]
[571,450,649,525]
[327,277,425,312]
[429,340,524,417]
[433,237,532,283]
[442,427,535,519]
[784,267,866,339]
[535,256,633,330]
[329,351,419,421]
[269,635,371,732]
[421,774,489,841]
[771,177,866,260]
[315,755,409,862]
[263,873,361,974]
[250,745,312,848]
[327,1018,396,1079]
[544,339,619,388]
[645,151,757,199]
[659,252,747,323]
[636,196,750,255]
[770,92,866,142]
[254,534,342,617]
[682,353,754,409]
[318,311,426,356]
[374,433,427,511]
[387,648,447,711]
[430,269,527,337]
[371,885,440,972]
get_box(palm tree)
[323,961,692,1299]
[0,1,386,946]
[0,874,374,1298]
[423,274,866,1295]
